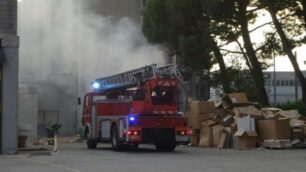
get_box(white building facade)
[264,71,306,106]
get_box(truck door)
[82,94,92,125]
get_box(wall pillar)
[0,34,19,154]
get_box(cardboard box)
[222,115,234,126]
[187,112,216,129]
[214,109,234,122]
[291,126,305,142]
[199,126,213,147]
[212,125,224,147]
[258,119,291,140]
[290,119,305,127]
[292,139,301,146]
[199,113,215,122]
[190,101,215,114]
[261,107,282,113]
[217,130,229,149]
[237,115,255,132]
[224,127,235,148]
[280,110,301,119]
[234,106,263,119]
[201,119,218,127]
[187,112,200,129]
[262,139,292,149]
[222,92,249,108]
[234,131,258,149]
[189,135,199,147]
[264,113,280,120]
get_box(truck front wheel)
[86,139,98,149]
[85,128,97,149]
[111,125,123,151]
[155,142,176,152]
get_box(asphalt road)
[1,143,306,172]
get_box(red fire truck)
[82,64,191,151]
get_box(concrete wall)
[0,0,18,154]
[19,74,78,136]
[18,85,38,146]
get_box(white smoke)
[78,14,167,91]
[18,0,167,94]
[17,0,167,135]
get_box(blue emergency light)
[92,82,100,89]
[129,116,136,122]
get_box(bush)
[278,100,306,117]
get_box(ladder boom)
[92,64,182,92]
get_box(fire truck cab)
[82,64,191,151]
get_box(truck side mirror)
[77,97,82,105]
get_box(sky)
[252,11,306,72]
[265,46,306,71]
[222,10,306,72]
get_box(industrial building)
[0,0,19,154]
[264,71,306,106]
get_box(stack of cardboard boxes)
[186,101,216,146]
[185,92,306,150]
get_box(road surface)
[1,143,306,172]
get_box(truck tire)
[130,143,139,149]
[155,142,176,152]
[111,125,123,151]
[86,139,98,149]
[85,128,97,149]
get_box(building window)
[285,80,289,86]
[276,80,280,86]
[290,80,294,86]
[265,80,272,86]
[281,80,284,86]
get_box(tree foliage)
[142,0,306,104]
[143,0,212,71]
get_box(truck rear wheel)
[111,125,123,151]
[155,142,176,152]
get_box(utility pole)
[0,39,4,153]
[295,52,298,101]
[273,53,276,106]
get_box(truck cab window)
[133,88,146,100]
[151,86,175,105]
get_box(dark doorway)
[37,110,59,137]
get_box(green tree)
[206,0,269,105]
[142,0,232,93]
[259,0,306,104]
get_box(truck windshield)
[151,86,176,105]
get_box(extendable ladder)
[93,64,182,92]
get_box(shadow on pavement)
[95,145,185,154]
